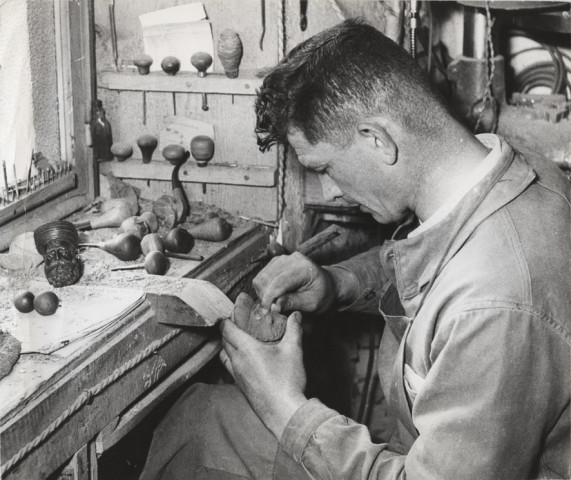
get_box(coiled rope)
[1,328,181,475]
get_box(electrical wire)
[356,318,377,423]
[508,29,570,98]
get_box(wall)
[94,0,284,220]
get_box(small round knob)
[161,56,181,76]
[162,144,189,166]
[137,134,158,164]
[133,54,153,75]
[110,142,133,162]
[190,52,213,78]
[190,135,215,167]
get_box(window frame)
[0,0,96,251]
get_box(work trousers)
[139,383,311,480]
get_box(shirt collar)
[408,134,502,238]
[380,136,536,305]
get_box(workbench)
[0,222,269,480]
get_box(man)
[141,19,570,479]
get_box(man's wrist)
[265,393,307,440]
[323,266,361,308]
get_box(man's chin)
[359,206,387,224]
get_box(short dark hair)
[255,18,448,152]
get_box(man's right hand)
[253,252,336,314]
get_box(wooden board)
[99,71,263,95]
[0,225,270,480]
[99,158,277,187]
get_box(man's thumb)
[282,311,303,344]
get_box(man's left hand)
[220,311,307,439]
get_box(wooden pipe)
[161,56,180,75]
[110,251,169,275]
[120,216,149,239]
[79,233,141,261]
[190,136,214,167]
[188,217,232,242]
[142,232,203,261]
[110,142,133,162]
[137,134,158,164]
[190,135,214,194]
[141,233,164,255]
[73,201,133,230]
[190,52,212,77]
[163,145,190,223]
[162,226,194,253]
[134,54,153,75]
[140,211,159,232]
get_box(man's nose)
[318,173,343,202]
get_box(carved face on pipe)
[43,239,82,287]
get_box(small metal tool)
[300,0,308,31]
[13,165,19,199]
[259,0,266,50]
[3,162,9,204]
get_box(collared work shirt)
[276,138,571,479]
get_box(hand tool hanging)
[259,0,266,50]
[300,0,308,31]
[109,0,119,71]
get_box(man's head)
[34,220,82,287]
[255,18,449,153]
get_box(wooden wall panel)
[94,0,281,73]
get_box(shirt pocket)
[404,364,425,405]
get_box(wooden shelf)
[98,70,264,95]
[99,158,276,187]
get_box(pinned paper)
[159,116,214,152]
[139,3,214,73]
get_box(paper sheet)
[15,286,145,356]
[159,115,215,152]
[139,3,214,73]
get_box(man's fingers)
[219,350,235,378]
[232,292,254,328]
[220,318,258,349]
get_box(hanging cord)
[356,317,385,426]
[409,1,419,59]
[275,0,287,238]
[473,1,497,133]
[1,328,181,476]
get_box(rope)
[1,328,181,475]
[275,0,286,233]
[474,1,497,133]
[327,0,345,21]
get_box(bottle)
[91,100,114,162]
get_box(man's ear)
[357,120,397,165]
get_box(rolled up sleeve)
[324,246,391,315]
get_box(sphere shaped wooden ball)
[217,29,243,79]
[161,56,181,76]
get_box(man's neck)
[410,126,490,222]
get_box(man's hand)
[253,252,336,313]
[220,311,307,439]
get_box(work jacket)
[274,137,571,479]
